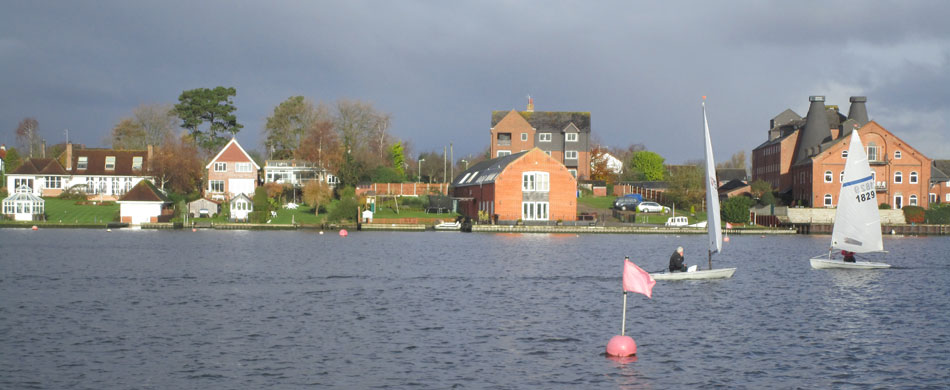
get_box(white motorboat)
[434,220,461,230]
[809,128,890,270]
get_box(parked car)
[637,201,670,213]
[613,197,640,211]
[665,216,689,227]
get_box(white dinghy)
[809,128,890,270]
[652,98,736,280]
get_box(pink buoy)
[723,236,730,243]
[192,228,197,232]
[32,225,38,231]
[606,335,636,357]
[339,229,348,237]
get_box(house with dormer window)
[5,143,153,201]
[205,138,260,200]
[490,98,591,179]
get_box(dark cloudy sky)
[2,1,949,163]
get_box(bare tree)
[134,104,177,147]
[15,117,43,157]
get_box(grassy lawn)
[577,195,616,209]
[271,206,326,224]
[41,197,120,224]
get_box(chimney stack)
[794,96,832,162]
[147,144,154,172]
[526,96,534,112]
[65,142,73,171]
[848,96,869,126]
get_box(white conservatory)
[2,185,45,221]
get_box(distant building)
[206,138,260,201]
[752,96,933,208]
[263,160,338,188]
[117,180,171,225]
[490,98,591,179]
[5,143,153,201]
[451,148,577,223]
[928,160,950,205]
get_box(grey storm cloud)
[2,0,950,162]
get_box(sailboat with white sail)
[652,98,736,280]
[810,128,890,269]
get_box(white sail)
[702,100,722,254]
[831,129,884,254]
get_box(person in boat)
[842,250,856,263]
[669,247,688,272]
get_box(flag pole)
[621,291,628,336]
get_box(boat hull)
[809,257,890,269]
[650,268,736,280]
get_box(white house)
[5,143,153,201]
[263,159,338,188]
[598,152,624,175]
[229,193,253,221]
[117,180,170,225]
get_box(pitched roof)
[68,149,149,176]
[932,160,950,183]
[8,158,67,175]
[718,178,750,192]
[118,180,170,203]
[771,109,801,128]
[206,138,260,169]
[491,110,591,133]
[451,150,529,187]
[716,168,747,182]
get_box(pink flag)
[622,259,656,298]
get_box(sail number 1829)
[855,190,876,203]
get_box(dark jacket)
[669,251,687,272]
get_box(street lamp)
[418,159,425,182]
[461,159,468,171]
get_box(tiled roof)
[491,111,591,133]
[68,149,150,176]
[718,179,750,192]
[118,180,170,203]
[451,150,529,187]
[8,158,67,175]
[716,168,747,182]
[207,138,259,169]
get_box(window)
[841,150,848,158]
[105,156,116,170]
[539,133,552,142]
[930,193,937,203]
[824,170,833,183]
[112,179,120,194]
[867,142,878,161]
[910,194,918,206]
[14,178,33,189]
[894,195,903,209]
[568,169,577,178]
[565,150,578,159]
[132,157,143,170]
[522,172,549,192]
[125,181,133,193]
[894,150,901,159]
[45,176,61,189]
[910,171,918,184]
[497,150,511,157]
[521,133,528,141]
[839,171,844,183]
[566,133,578,142]
[77,157,88,170]
[236,162,252,173]
[214,162,227,172]
[946,193,950,202]
[824,194,833,207]
[209,180,225,193]
[522,202,549,221]
[85,178,96,194]
[894,171,902,184]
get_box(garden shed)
[188,198,220,218]
[2,185,45,221]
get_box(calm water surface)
[1,229,948,389]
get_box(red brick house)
[929,160,950,205]
[753,96,933,209]
[205,138,260,201]
[451,148,577,223]
[490,98,591,179]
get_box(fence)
[356,182,450,197]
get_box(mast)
[702,97,722,270]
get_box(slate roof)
[491,111,591,133]
[716,168,748,182]
[932,160,950,183]
[451,150,528,187]
[68,149,150,176]
[718,179,750,192]
[118,180,170,203]
[8,158,68,175]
